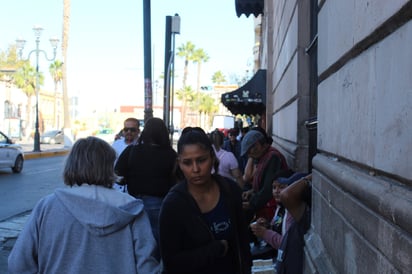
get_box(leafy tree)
[212,70,226,84]
[49,60,63,128]
[1,45,34,137]
[176,41,195,88]
[0,45,24,80]
[0,45,15,65]
[13,62,44,136]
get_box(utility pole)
[143,0,153,122]
[163,14,180,140]
[163,16,172,128]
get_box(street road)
[0,156,67,221]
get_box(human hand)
[256,217,269,228]
[250,221,266,238]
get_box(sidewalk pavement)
[0,212,31,272]
[0,145,70,273]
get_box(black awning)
[221,69,266,116]
[235,0,264,17]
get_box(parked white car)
[40,130,64,144]
[0,131,24,173]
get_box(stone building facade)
[237,0,412,273]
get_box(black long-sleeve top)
[159,175,252,274]
[114,143,177,198]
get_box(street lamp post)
[16,25,59,152]
[170,14,180,141]
[163,14,180,141]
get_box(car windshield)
[43,130,60,137]
[0,132,8,143]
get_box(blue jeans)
[137,195,163,260]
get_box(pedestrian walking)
[8,136,160,274]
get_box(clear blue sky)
[1,0,255,109]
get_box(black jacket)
[115,143,177,198]
[159,175,252,274]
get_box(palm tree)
[62,0,71,139]
[176,41,195,88]
[49,60,63,128]
[197,93,217,129]
[13,62,44,138]
[192,48,210,93]
[176,86,196,127]
[1,45,31,138]
[211,70,226,84]
[192,48,209,125]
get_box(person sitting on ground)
[250,172,307,251]
[241,129,286,223]
[249,126,288,171]
[8,137,160,274]
[275,173,312,274]
[242,127,288,188]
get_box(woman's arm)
[231,167,245,189]
[249,156,281,210]
[131,212,161,272]
[280,174,312,222]
[8,201,44,273]
[114,145,132,176]
[242,157,255,184]
[250,220,284,249]
[261,226,284,249]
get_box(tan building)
[234,0,411,273]
[39,89,64,131]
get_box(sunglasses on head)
[123,127,138,132]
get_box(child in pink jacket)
[250,172,307,249]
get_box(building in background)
[40,89,64,132]
[0,81,26,139]
[235,0,411,273]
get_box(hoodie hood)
[55,185,144,236]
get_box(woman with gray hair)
[8,137,160,274]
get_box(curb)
[24,149,70,160]
[0,212,31,243]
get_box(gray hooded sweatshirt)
[8,184,160,274]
